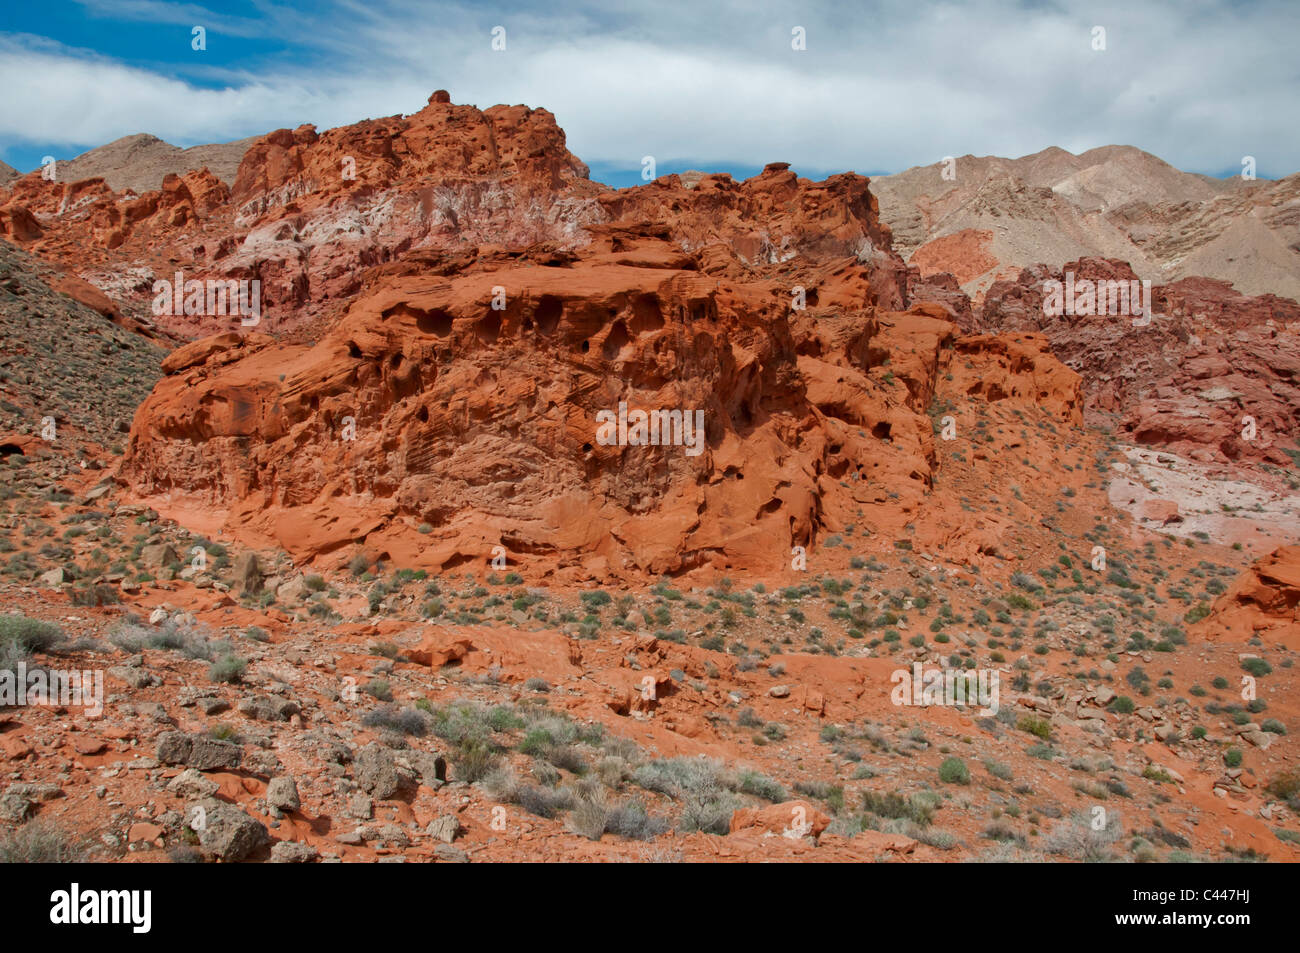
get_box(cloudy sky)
[1,0,1296,186]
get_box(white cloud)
[0,0,1296,177]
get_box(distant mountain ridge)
[871,145,1300,302]
[39,133,259,195]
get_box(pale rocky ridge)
[872,145,1300,302]
[49,133,260,195]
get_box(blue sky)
[1,0,1296,187]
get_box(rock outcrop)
[119,223,1081,579]
[976,258,1300,466]
[1199,546,1300,648]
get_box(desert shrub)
[738,770,786,802]
[603,800,670,840]
[568,797,609,840]
[983,759,1013,781]
[0,614,62,654]
[633,757,732,798]
[1017,715,1052,739]
[939,757,970,785]
[430,702,493,745]
[207,654,246,684]
[69,584,120,607]
[983,820,1027,847]
[1241,657,1272,677]
[1142,765,1174,783]
[452,739,499,783]
[487,705,526,733]
[1042,809,1122,861]
[1266,768,1300,802]
[520,727,587,775]
[363,678,392,701]
[1011,571,1043,593]
[678,792,743,834]
[861,790,934,827]
[0,821,85,863]
[516,784,575,819]
[110,618,218,659]
[361,704,429,736]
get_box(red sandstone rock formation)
[118,223,1081,579]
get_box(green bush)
[983,759,1013,780]
[1241,657,1272,677]
[0,821,85,862]
[1017,715,1052,739]
[207,654,246,684]
[1266,768,1300,801]
[861,790,933,827]
[0,614,62,654]
[938,757,970,785]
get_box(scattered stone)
[231,552,262,595]
[190,798,269,861]
[197,697,230,716]
[433,844,470,863]
[237,694,300,721]
[426,814,460,843]
[266,776,300,812]
[155,731,242,770]
[167,769,219,799]
[354,743,409,799]
[270,840,319,863]
[0,793,33,822]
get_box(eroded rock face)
[976,258,1300,465]
[0,95,603,338]
[120,223,1080,580]
[1,94,915,341]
